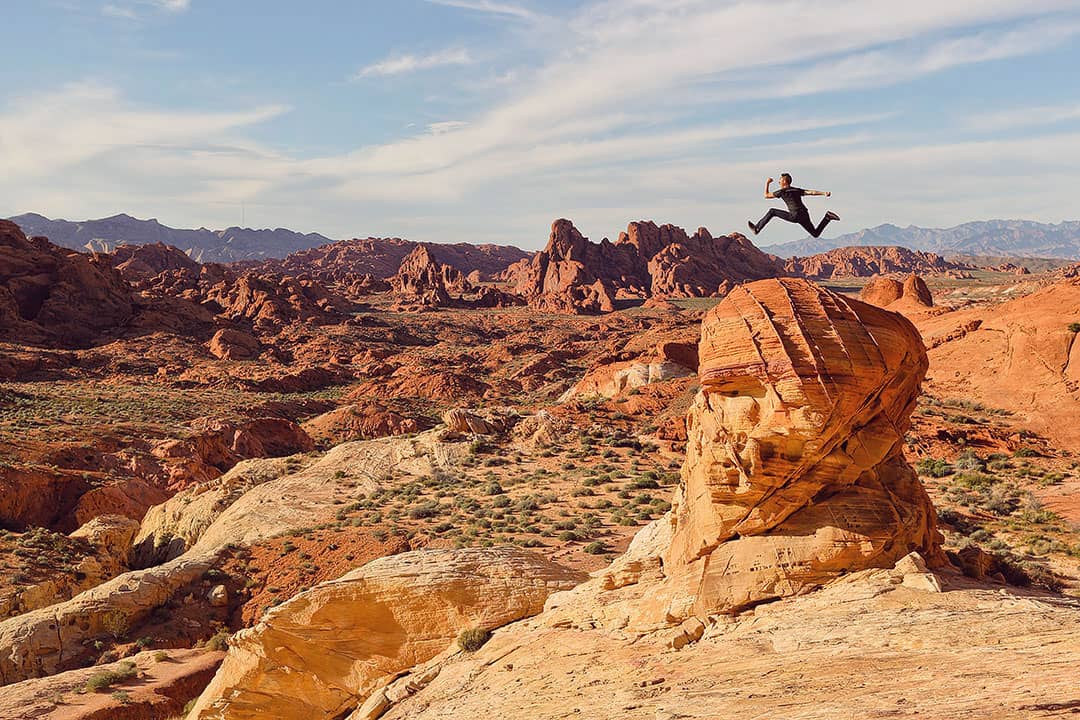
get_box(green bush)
[457,627,492,652]
[916,457,954,478]
[583,541,607,555]
[84,661,137,693]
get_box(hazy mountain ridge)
[7,213,333,263]
[765,220,1080,259]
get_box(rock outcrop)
[188,547,585,720]
[658,278,943,617]
[506,219,784,314]
[859,273,934,310]
[0,219,134,347]
[105,241,199,281]
[390,245,469,307]
[625,221,784,297]
[785,245,969,279]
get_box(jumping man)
[748,173,839,238]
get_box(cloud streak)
[425,0,538,20]
[354,48,473,79]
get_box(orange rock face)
[662,278,943,616]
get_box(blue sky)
[4,0,1080,249]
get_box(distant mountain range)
[7,213,333,263]
[765,220,1080,260]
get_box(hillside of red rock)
[785,245,969,279]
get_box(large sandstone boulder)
[188,547,585,720]
[660,278,943,618]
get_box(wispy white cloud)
[101,0,190,19]
[967,102,1080,132]
[354,48,473,79]
[425,0,538,20]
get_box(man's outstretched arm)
[764,177,775,199]
[805,189,832,197]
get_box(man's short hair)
[780,173,792,183]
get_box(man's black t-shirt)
[773,187,807,214]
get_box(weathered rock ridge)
[785,245,968,279]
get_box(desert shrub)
[153,650,170,662]
[457,627,491,652]
[916,457,954,478]
[111,690,132,705]
[1068,322,1080,333]
[628,477,660,490]
[100,610,128,641]
[953,450,985,472]
[84,661,137,693]
[204,629,231,652]
[492,495,511,508]
[583,541,607,555]
[408,502,441,520]
[1013,447,1038,458]
[558,530,583,542]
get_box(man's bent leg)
[795,210,830,239]
[754,208,794,233]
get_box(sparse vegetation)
[84,661,137,693]
[457,627,492,652]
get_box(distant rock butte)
[506,219,786,314]
[785,245,968,279]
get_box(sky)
[3,0,1080,249]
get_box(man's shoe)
[826,211,840,221]
[747,220,759,236]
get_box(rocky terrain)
[784,245,969,278]
[1,216,1079,719]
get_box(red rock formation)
[301,403,428,447]
[258,237,528,286]
[154,417,314,490]
[391,246,469,306]
[105,242,198,281]
[0,220,134,347]
[859,273,934,309]
[506,219,785,314]
[623,222,783,297]
[785,246,969,279]
[660,278,943,617]
[142,265,353,332]
[208,328,262,360]
[859,276,904,307]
